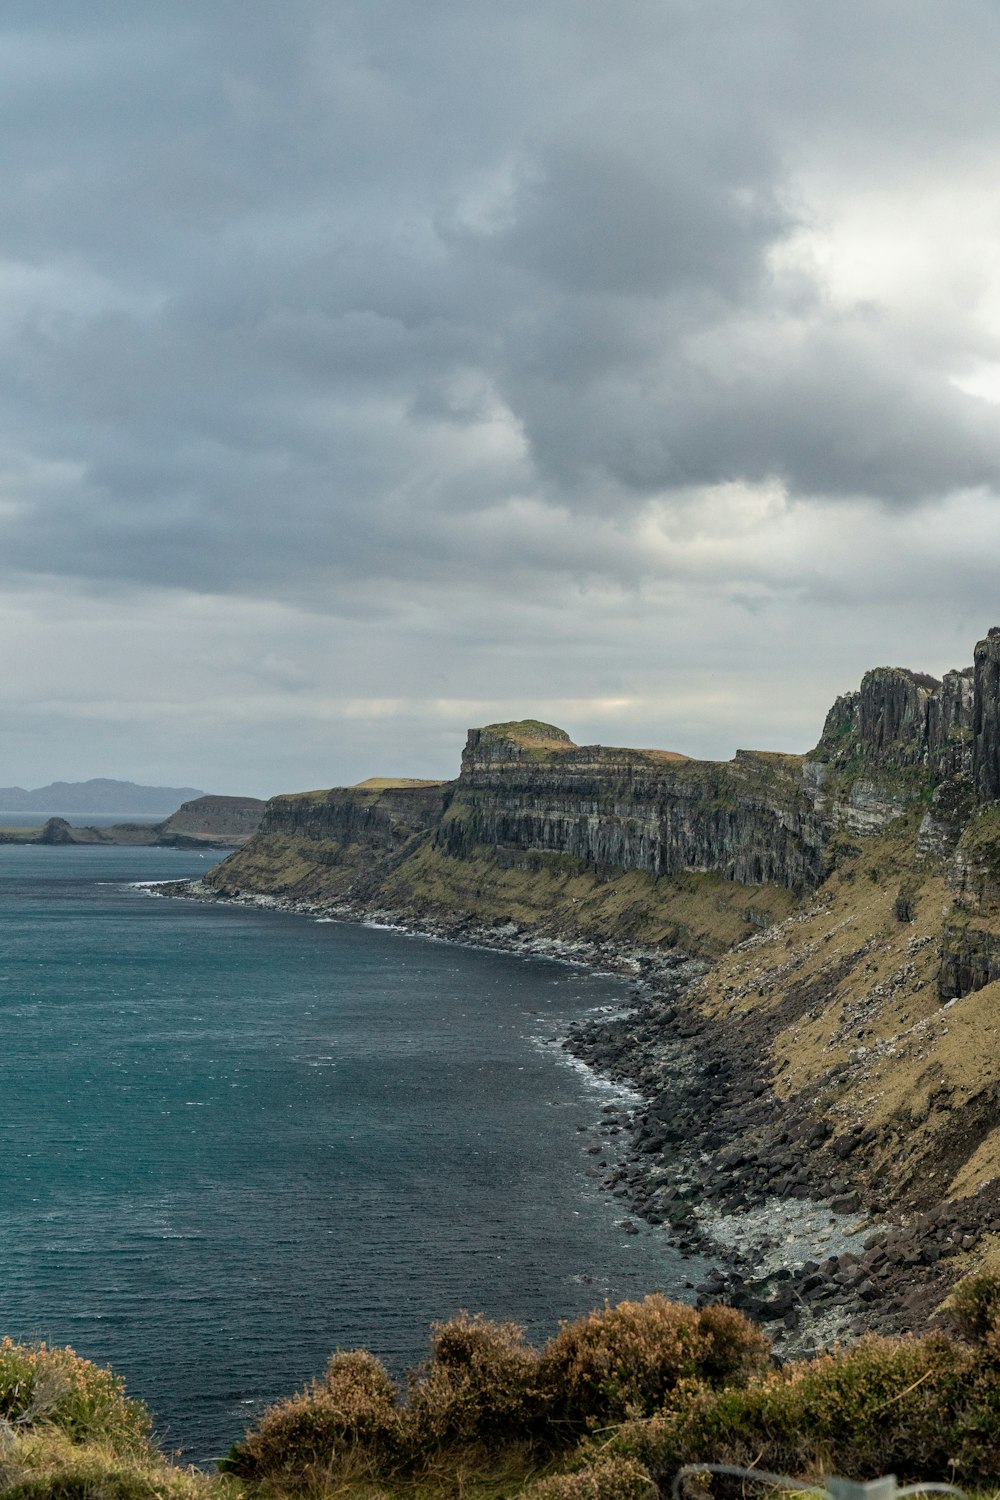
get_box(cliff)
[214,779,449,900]
[441,724,825,890]
[204,637,1000,960]
[197,626,1000,1318]
[156,795,267,845]
[206,727,819,952]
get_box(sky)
[2,1,1000,796]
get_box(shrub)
[224,1348,400,1481]
[694,1303,772,1388]
[0,1341,150,1457]
[947,1272,1000,1343]
[538,1296,770,1430]
[520,1452,658,1499]
[540,1296,707,1428]
[0,1439,206,1500]
[403,1312,542,1454]
[613,1333,978,1486]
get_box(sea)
[0,838,701,1461]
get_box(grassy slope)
[374,841,798,956]
[217,829,799,958]
[689,815,1000,1217]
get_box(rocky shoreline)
[151,878,994,1355]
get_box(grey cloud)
[484,135,788,300]
[504,311,1000,502]
[0,0,999,618]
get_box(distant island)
[0,795,266,850]
[0,778,206,816]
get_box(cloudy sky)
[2,1,1000,795]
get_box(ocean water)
[0,844,699,1461]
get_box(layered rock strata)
[440,728,825,890]
[205,629,1000,991]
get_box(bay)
[0,844,699,1461]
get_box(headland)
[162,627,1000,1350]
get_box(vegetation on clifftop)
[16,1281,1000,1498]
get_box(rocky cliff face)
[439,724,825,891]
[811,664,975,779]
[205,627,1000,986]
[206,780,449,903]
[159,795,266,843]
[804,661,978,843]
[974,628,1000,802]
[256,780,447,860]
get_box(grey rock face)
[927,669,975,778]
[813,664,975,784]
[827,778,910,836]
[259,783,447,853]
[160,795,266,841]
[974,628,1000,803]
[939,923,1000,1000]
[442,734,827,892]
[856,667,940,766]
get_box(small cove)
[0,844,701,1461]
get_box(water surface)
[0,845,697,1459]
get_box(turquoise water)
[0,845,696,1460]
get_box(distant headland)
[0,794,266,850]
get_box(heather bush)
[0,1340,151,1456]
[224,1348,400,1482]
[538,1295,769,1429]
[520,1452,658,1499]
[403,1312,543,1454]
[692,1302,772,1388]
[613,1333,982,1486]
[947,1271,1000,1343]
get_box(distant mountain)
[0,779,205,816]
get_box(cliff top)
[172,794,266,811]
[475,720,576,750]
[353,777,450,790]
[634,747,691,763]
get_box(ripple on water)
[0,843,698,1461]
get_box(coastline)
[149,877,983,1354]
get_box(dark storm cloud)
[1,0,1000,607]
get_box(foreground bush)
[0,1339,151,1457]
[228,1297,772,1486]
[225,1348,401,1484]
[403,1311,543,1454]
[539,1295,771,1428]
[947,1269,1000,1342]
[520,1453,659,1498]
[223,1276,1000,1494]
[25,1281,1000,1497]
[0,1430,211,1500]
[610,1332,985,1485]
